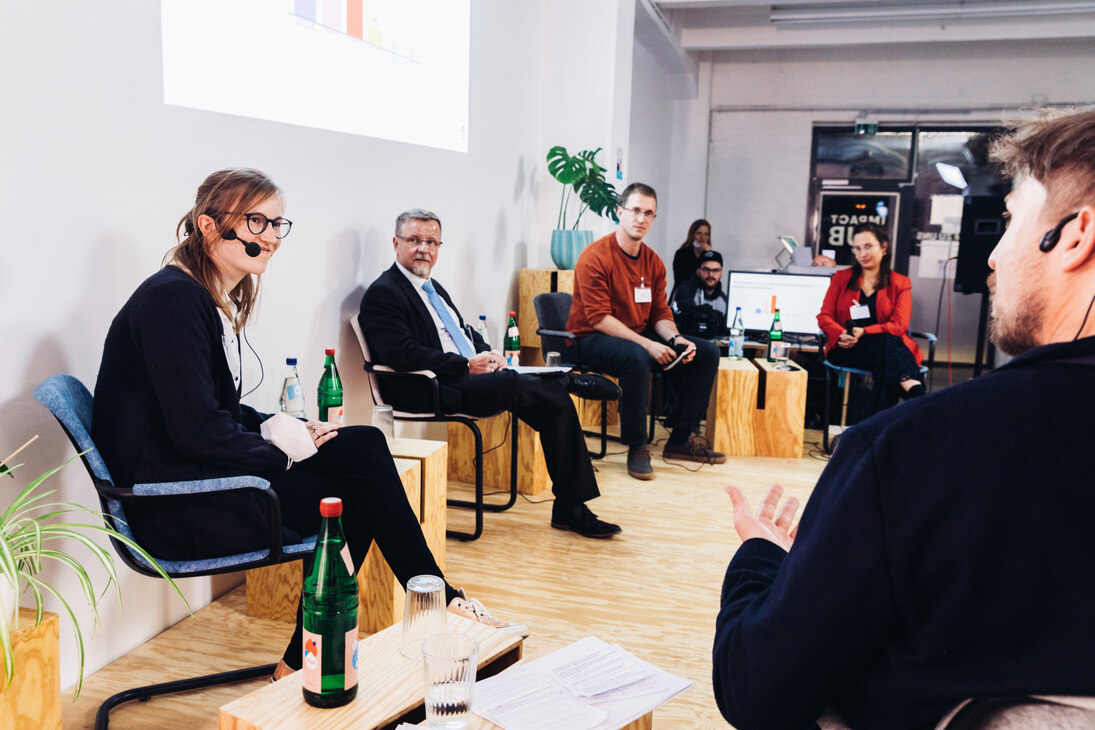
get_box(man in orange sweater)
[566,182,724,480]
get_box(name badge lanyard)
[634,276,652,304]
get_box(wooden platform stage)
[62,427,830,729]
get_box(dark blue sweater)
[714,337,1095,730]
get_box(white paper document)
[471,636,692,730]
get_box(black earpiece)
[1040,212,1079,252]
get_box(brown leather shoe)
[663,436,727,464]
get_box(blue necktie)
[422,280,475,358]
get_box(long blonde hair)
[164,168,282,332]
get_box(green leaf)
[546,146,587,185]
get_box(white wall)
[628,36,677,255]
[704,38,1095,361]
[0,0,575,689]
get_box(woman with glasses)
[671,218,713,294]
[817,222,925,416]
[92,168,525,681]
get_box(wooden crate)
[0,608,60,730]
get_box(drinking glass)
[545,351,562,367]
[422,633,479,729]
[400,575,447,660]
[372,405,395,440]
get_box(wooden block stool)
[0,608,60,730]
[447,414,549,497]
[753,359,808,458]
[246,453,446,634]
[705,357,760,457]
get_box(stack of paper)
[471,637,692,730]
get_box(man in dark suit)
[359,208,621,539]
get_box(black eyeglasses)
[620,206,657,221]
[242,212,292,239]
[1039,211,1078,252]
[699,266,722,274]
[396,235,443,250]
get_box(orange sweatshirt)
[566,232,674,337]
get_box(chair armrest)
[132,475,271,496]
[370,363,439,379]
[535,328,576,342]
[127,476,285,562]
[910,331,938,369]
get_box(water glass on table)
[422,633,479,729]
[545,351,562,367]
[400,575,447,660]
[372,404,395,440]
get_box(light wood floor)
[62,428,831,729]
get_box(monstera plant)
[0,436,185,697]
[546,145,619,269]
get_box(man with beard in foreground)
[713,109,1095,730]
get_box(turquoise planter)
[550,229,594,270]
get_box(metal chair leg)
[446,414,519,541]
[96,664,277,729]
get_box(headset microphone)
[221,229,262,258]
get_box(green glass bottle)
[302,497,359,708]
[503,311,520,367]
[767,308,788,363]
[317,348,343,424]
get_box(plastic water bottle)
[317,349,344,424]
[767,309,789,363]
[503,312,520,366]
[302,497,359,708]
[476,315,490,348]
[279,358,307,417]
[728,307,745,360]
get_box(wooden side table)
[705,357,760,456]
[218,615,522,730]
[753,358,807,458]
[0,608,60,730]
[447,416,549,497]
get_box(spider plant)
[546,145,620,229]
[0,436,188,697]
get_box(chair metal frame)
[821,331,937,453]
[33,374,317,730]
[349,316,516,542]
[533,291,654,452]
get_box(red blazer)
[817,268,923,365]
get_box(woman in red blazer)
[817,222,926,414]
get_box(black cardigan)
[713,337,1095,729]
[92,266,288,559]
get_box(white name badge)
[634,286,652,303]
[850,303,870,320]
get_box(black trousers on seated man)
[575,331,720,444]
[387,369,599,510]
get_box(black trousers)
[827,333,921,415]
[575,332,720,446]
[259,425,454,669]
[427,370,600,510]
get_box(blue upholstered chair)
[33,374,316,730]
[821,331,937,453]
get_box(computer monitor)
[726,270,832,336]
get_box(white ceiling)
[648,0,1095,53]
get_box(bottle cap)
[325,348,335,356]
[286,357,297,366]
[509,311,516,317]
[319,497,342,517]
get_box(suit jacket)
[817,267,922,365]
[359,263,489,413]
